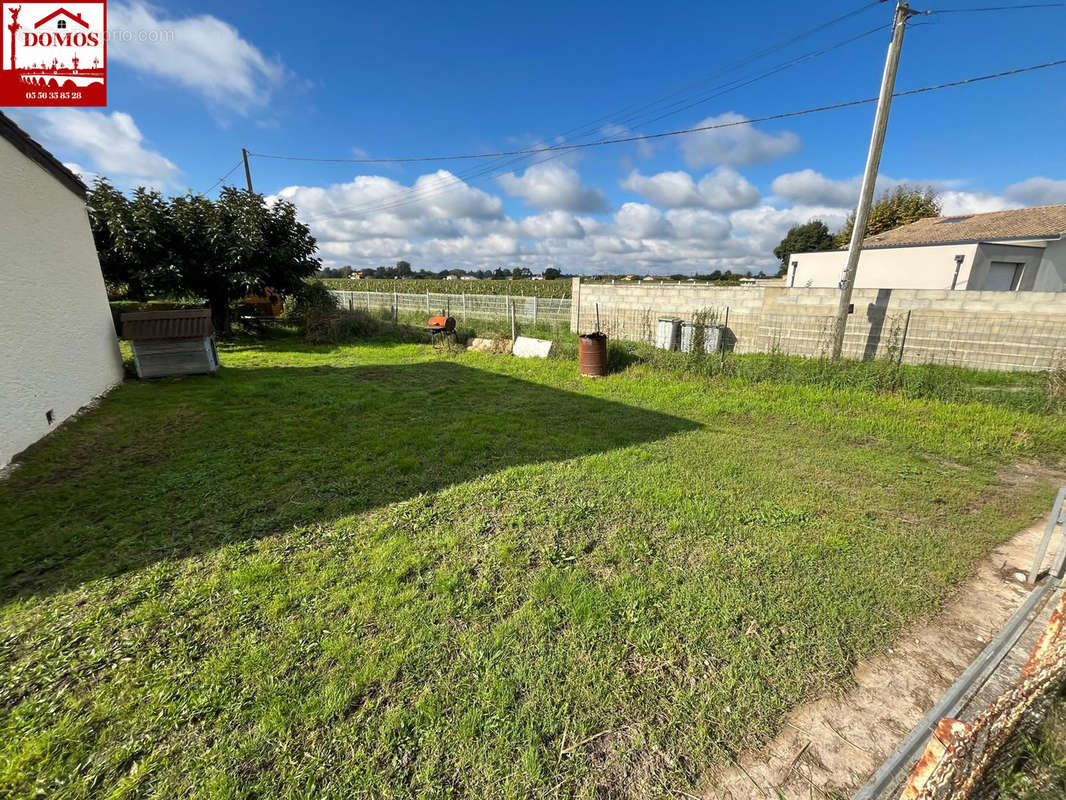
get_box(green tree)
[772,220,835,276]
[87,181,179,299]
[543,267,562,280]
[835,185,941,247]
[395,260,413,277]
[88,181,319,334]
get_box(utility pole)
[830,0,917,360]
[241,148,254,194]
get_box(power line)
[926,2,1065,12]
[258,57,1065,169]
[201,161,243,194]
[392,1,883,185]
[423,3,881,216]
[536,0,883,148]
[297,56,1066,224]
[298,22,893,222]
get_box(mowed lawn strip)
[2,337,1065,799]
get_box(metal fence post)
[393,291,398,323]
[532,295,538,327]
[348,294,353,312]
[722,306,730,364]
[898,309,912,365]
[426,290,430,313]
[462,292,467,320]
[574,277,582,334]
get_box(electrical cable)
[200,161,243,194]
[284,23,894,221]
[291,57,1066,223]
[245,2,886,219]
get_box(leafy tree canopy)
[88,181,319,333]
[772,220,835,275]
[835,185,941,247]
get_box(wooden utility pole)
[830,0,916,360]
[241,148,254,193]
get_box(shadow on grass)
[0,361,698,601]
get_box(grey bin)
[655,317,682,350]
[680,322,723,354]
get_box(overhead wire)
[200,161,243,195]
[249,1,886,220]
[248,2,1065,224]
[291,56,1066,223]
[924,2,1065,13]
[279,22,894,221]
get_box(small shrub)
[304,309,382,344]
[1046,356,1066,403]
[285,281,338,327]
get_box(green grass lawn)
[3,336,1066,799]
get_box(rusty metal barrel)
[579,332,608,377]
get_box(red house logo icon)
[1,1,106,106]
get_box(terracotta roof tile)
[863,204,1066,248]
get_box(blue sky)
[6,0,1066,274]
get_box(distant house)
[0,112,123,466]
[787,204,1066,291]
[459,275,477,281]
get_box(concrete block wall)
[570,278,1066,372]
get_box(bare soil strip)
[701,518,1056,800]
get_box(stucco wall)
[788,244,982,290]
[964,243,1046,291]
[0,134,124,465]
[1033,239,1066,292]
[788,240,1063,291]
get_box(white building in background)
[787,204,1066,292]
[0,112,124,466]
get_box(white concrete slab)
[512,336,553,358]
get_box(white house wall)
[1032,239,1066,292]
[0,134,124,466]
[788,243,981,290]
[964,243,1046,291]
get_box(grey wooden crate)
[131,336,219,378]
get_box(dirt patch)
[997,461,1066,490]
[698,517,1055,800]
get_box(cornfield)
[316,278,572,298]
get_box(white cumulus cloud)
[267,168,835,275]
[622,167,759,210]
[938,191,1021,216]
[6,108,180,189]
[497,162,608,212]
[1004,177,1066,207]
[680,112,799,168]
[770,169,861,208]
[109,2,286,109]
[615,203,671,239]
[730,204,850,252]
